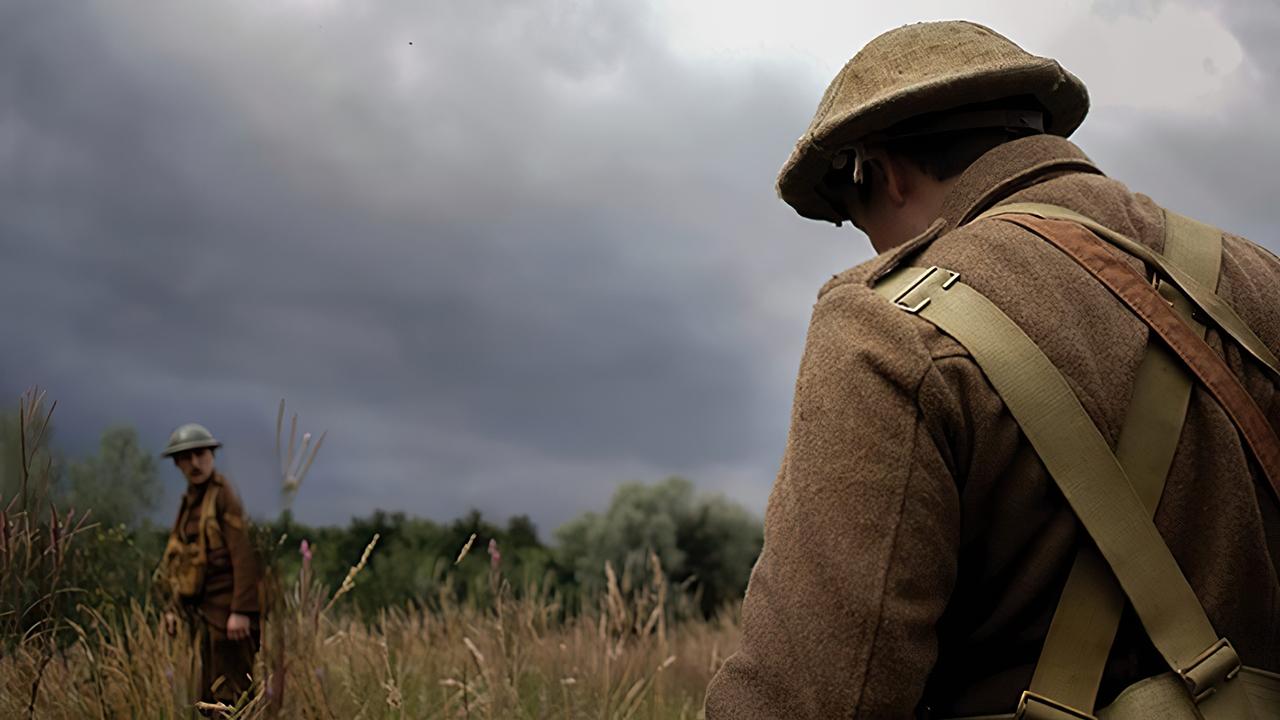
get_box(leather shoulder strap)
[978,202,1280,380]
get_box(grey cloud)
[1070,1,1280,244]
[5,1,1273,534]
[1,0,854,531]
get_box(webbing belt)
[1014,210,1219,718]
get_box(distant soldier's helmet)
[776,20,1090,224]
[161,423,222,457]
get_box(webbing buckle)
[891,266,960,314]
[1014,690,1096,720]
[1178,637,1241,703]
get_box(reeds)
[0,388,99,720]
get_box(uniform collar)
[864,135,1102,286]
[183,471,222,501]
[939,134,1103,229]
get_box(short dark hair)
[821,96,1047,216]
[881,126,1027,181]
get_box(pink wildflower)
[488,538,501,570]
[300,539,313,571]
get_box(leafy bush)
[556,477,762,617]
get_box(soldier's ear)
[870,153,910,208]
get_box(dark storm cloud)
[0,0,854,530]
[4,1,1275,534]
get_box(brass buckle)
[891,266,960,314]
[1015,691,1096,720]
[1178,637,1241,703]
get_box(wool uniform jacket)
[703,134,1280,718]
[171,472,261,628]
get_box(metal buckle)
[891,266,960,314]
[1015,690,1096,720]
[1178,637,1241,703]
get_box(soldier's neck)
[185,472,218,495]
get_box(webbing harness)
[164,483,222,599]
[872,204,1280,719]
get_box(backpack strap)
[874,264,1245,718]
[1019,210,1221,717]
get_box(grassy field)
[1,548,741,719]
[1,394,744,718]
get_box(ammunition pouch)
[948,667,1280,719]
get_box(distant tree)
[555,477,762,616]
[505,514,540,549]
[65,425,158,527]
[675,495,763,616]
[557,478,690,588]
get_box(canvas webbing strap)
[873,265,1243,717]
[976,203,1280,380]
[1019,210,1221,718]
[989,213,1280,511]
[198,484,219,559]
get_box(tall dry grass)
[0,396,742,718]
[0,388,100,718]
[0,546,740,719]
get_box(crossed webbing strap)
[872,279,1251,718]
[873,204,1280,717]
[198,483,221,553]
[874,263,1239,701]
[1008,209,1219,717]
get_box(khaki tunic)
[172,471,261,624]
[704,135,1280,718]
[170,471,262,704]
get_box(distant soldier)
[160,423,262,708]
[706,20,1280,719]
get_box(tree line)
[0,413,763,621]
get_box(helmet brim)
[161,439,222,458]
[777,44,1089,224]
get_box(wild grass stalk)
[0,396,741,718]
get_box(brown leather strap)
[997,214,1280,506]
[979,203,1280,379]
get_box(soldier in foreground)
[705,21,1280,719]
[160,423,262,708]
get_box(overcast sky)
[2,0,1275,536]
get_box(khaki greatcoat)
[704,134,1280,718]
